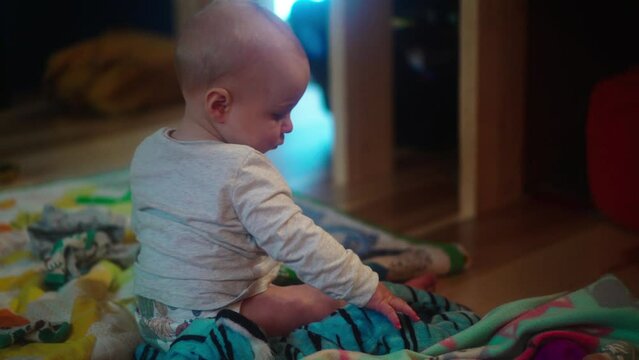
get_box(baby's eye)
[272,112,287,120]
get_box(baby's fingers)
[378,301,402,329]
[366,283,420,328]
[390,297,420,322]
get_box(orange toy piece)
[0,309,30,328]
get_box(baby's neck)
[172,115,224,142]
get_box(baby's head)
[175,0,310,153]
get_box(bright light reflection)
[267,82,334,191]
[273,0,325,21]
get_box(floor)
[430,199,639,315]
[1,88,638,317]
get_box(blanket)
[0,170,468,359]
[134,282,480,360]
[134,276,639,360]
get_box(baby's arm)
[233,152,375,303]
[233,151,419,326]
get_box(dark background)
[525,0,639,206]
[0,0,174,108]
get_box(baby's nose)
[282,117,293,133]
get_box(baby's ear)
[205,88,232,122]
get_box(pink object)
[587,66,639,231]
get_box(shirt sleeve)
[231,150,378,306]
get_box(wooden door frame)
[458,0,527,218]
[330,0,527,218]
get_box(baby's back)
[129,128,279,310]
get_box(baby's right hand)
[365,283,420,329]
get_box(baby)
[130,0,418,349]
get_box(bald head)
[175,0,306,96]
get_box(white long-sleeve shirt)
[130,128,378,310]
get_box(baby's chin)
[258,136,285,153]
[276,134,286,148]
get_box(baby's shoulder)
[213,143,265,163]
